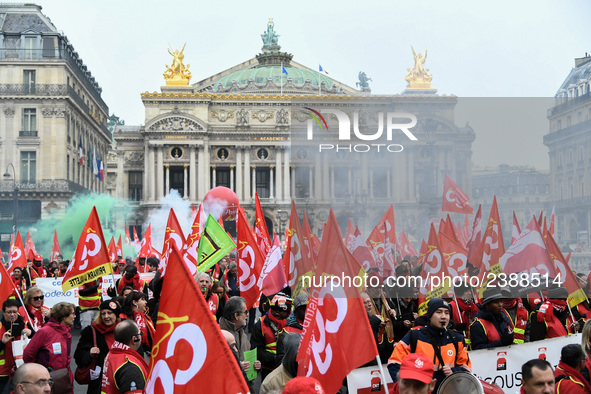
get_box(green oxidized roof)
[214,66,334,90]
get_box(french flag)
[319,65,328,74]
[78,137,84,165]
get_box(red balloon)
[203,187,239,221]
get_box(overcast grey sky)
[33,0,591,169]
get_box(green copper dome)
[214,66,334,90]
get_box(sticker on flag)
[196,215,236,273]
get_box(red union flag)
[511,212,521,246]
[139,224,153,260]
[7,231,27,274]
[442,174,473,214]
[284,201,313,287]
[297,210,377,393]
[117,235,123,257]
[254,193,271,258]
[158,209,187,277]
[500,217,556,295]
[418,224,451,315]
[236,208,264,310]
[107,237,117,265]
[397,230,418,258]
[146,245,249,394]
[51,230,61,261]
[25,231,36,261]
[0,261,16,305]
[472,197,504,276]
[347,227,378,273]
[62,206,113,292]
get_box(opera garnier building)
[108,20,475,240]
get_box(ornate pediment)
[148,116,204,132]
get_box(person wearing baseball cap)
[391,353,436,394]
[250,292,292,380]
[388,298,471,393]
[28,254,47,285]
[469,287,514,350]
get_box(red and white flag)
[158,209,187,277]
[0,261,17,304]
[133,227,141,253]
[500,217,556,295]
[7,231,27,274]
[62,206,113,291]
[183,210,202,275]
[297,210,377,393]
[442,174,473,214]
[254,193,271,258]
[466,205,482,262]
[549,206,555,236]
[397,230,418,258]
[511,212,521,246]
[347,226,378,273]
[124,227,131,246]
[472,197,504,277]
[116,235,123,258]
[439,232,467,278]
[146,245,250,394]
[138,224,153,260]
[258,235,287,295]
[236,208,264,309]
[284,202,313,287]
[51,230,61,261]
[418,224,451,314]
[107,237,118,265]
[301,211,317,265]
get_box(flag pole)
[318,65,321,95]
[375,355,390,394]
[281,61,283,96]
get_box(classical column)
[309,166,313,198]
[330,166,335,199]
[275,148,282,201]
[165,165,170,196]
[236,148,243,200]
[189,147,196,200]
[322,157,329,200]
[270,166,275,199]
[230,166,235,191]
[290,166,295,201]
[244,147,251,203]
[212,166,217,188]
[251,166,256,199]
[204,144,210,192]
[369,169,374,199]
[197,146,204,200]
[283,149,290,200]
[149,146,156,201]
[387,168,391,199]
[183,165,188,199]
[314,155,321,200]
[157,147,164,199]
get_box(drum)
[437,371,484,394]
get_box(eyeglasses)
[20,379,54,388]
[32,296,44,301]
[239,310,248,315]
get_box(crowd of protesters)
[2,250,591,394]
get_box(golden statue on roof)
[164,43,192,86]
[405,46,432,89]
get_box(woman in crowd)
[212,280,228,321]
[122,290,155,355]
[23,302,75,393]
[0,299,32,392]
[74,299,121,394]
[18,286,50,334]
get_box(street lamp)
[3,164,17,234]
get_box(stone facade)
[0,4,111,246]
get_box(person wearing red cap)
[390,353,436,394]
[28,254,47,286]
[282,376,325,394]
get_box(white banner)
[347,334,581,394]
[347,365,393,393]
[36,273,155,308]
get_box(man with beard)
[196,272,219,318]
[54,261,69,278]
[470,287,514,350]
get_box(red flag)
[183,210,202,276]
[107,237,118,265]
[417,239,428,268]
[158,209,187,277]
[461,214,471,248]
[0,261,17,304]
[297,210,377,393]
[133,227,140,252]
[259,235,287,295]
[466,205,482,262]
[396,231,418,258]
[62,206,113,291]
[471,197,504,278]
[439,232,467,278]
[284,202,313,287]
[345,220,355,247]
[439,214,461,246]
[511,212,521,245]
[138,224,153,260]
[254,193,272,258]
[124,227,131,246]
[543,226,586,307]
[7,231,27,274]
[146,245,250,394]
[537,211,544,229]
[51,230,61,261]
[25,231,36,261]
[347,226,378,273]
[301,211,317,266]
[236,208,264,309]
[366,205,396,247]
[117,235,123,257]
[418,224,451,314]
[442,174,473,214]
[500,217,556,295]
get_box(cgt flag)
[236,208,264,310]
[146,244,250,393]
[62,206,113,291]
[7,231,27,274]
[51,230,61,261]
[196,215,236,273]
[442,174,473,214]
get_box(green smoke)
[27,193,137,261]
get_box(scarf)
[133,311,155,348]
[117,273,141,294]
[552,299,567,313]
[26,305,46,332]
[537,299,567,323]
[92,321,118,349]
[456,297,479,323]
